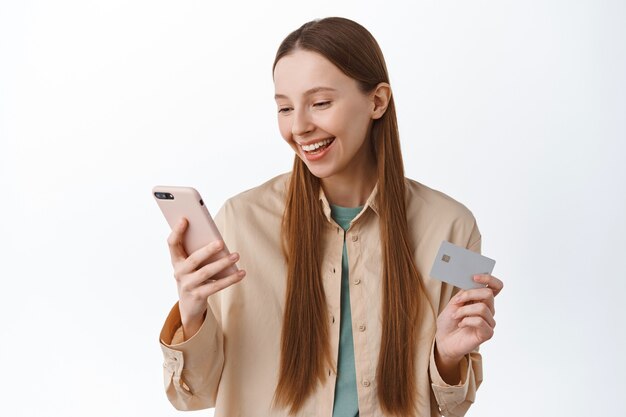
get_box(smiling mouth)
[300,137,335,154]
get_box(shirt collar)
[318,182,381,223]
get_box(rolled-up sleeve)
[159,301,224,411]
[428,340,483,417]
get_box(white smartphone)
[152,185,238,279]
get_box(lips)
[299,137,336,162]
[300,137,335,154]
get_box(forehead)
[273,49,356,97]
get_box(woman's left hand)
[435,274,504,366]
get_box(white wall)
[1,1,624,416]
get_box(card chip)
[442,254,450,263]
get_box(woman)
[159,17,503,417]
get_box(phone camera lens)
[154,192,174,200]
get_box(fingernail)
[238,270,246,277]
[229,253,239,261]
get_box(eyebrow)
[274,86,337,100]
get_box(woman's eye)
[313,101,331,108]
[278,107,292,114]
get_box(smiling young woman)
[158,17,503,417]
[273,50,380,199]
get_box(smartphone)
[152,185,238,279]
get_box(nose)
[291,107,314,137]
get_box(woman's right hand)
[167,217,246,340]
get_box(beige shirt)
[159,173,483,417]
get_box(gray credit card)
[429,240,496,290]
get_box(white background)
[1,1,625,416]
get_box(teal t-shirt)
[330,204,362,417]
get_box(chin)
[298,155,334,176]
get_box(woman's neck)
[321,167,377,208]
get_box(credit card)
[429,240,496,290]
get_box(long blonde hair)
[273,17,428,416]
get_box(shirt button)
[353,278,361,285]
[358,324,366,332]
[351,235,359,242]
[330,315,335,324]
[362,380,371,387]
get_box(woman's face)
[273,49,377,181]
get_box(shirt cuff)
[429,339,473,412]
[159,301,220,372]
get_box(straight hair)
[273,17,429,416]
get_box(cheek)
[324,111,368,143]
[326,105,368,139]
[351,102,374,137]
[277,118,292,143]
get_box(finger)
[453,287,493,305]
[473,274,504,296]
[182,240,225,273]
[167,217,189,264]
[453,287,495,315]
[458,316,495,341]
[453,302,496,328]
[194,269,246,299]
[189,252,241,287]
[455,293,495,317]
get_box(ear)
[370,82,392,120]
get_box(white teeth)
[301,138,333,152]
